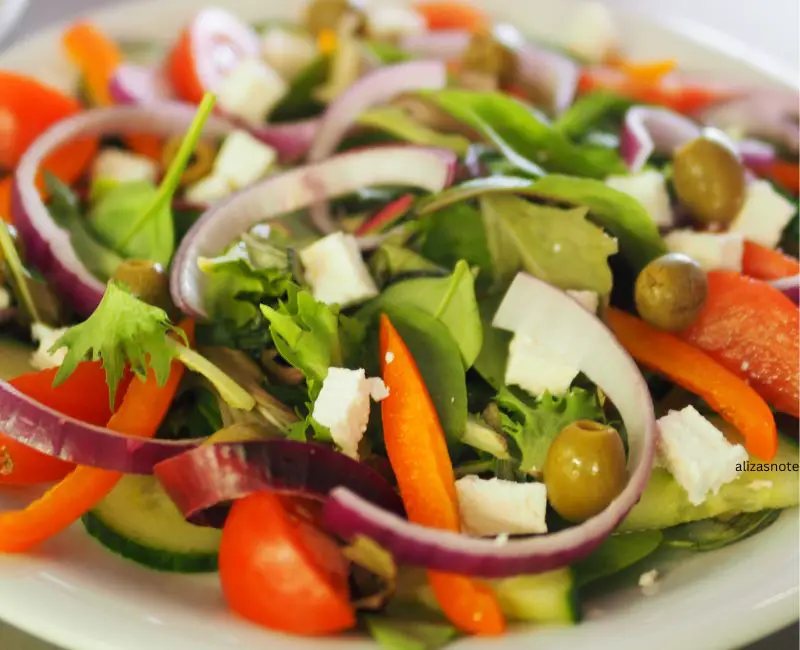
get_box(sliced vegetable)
[219,492,356,635]
[679,271,799,418]
[513,42,581,116]
[492,569,578,623]
[742,240,800,280]
[376,314,506,635]
[356,193,416,236]
[109,63,174,105]
[153,439,404,527]
[573,530,663,587]
[662,510,781,552]
[62,22,123,107]
[606,308,777,460]
[620,106,700,172]
[415,2,489,33]
[357,107,471,154]
[770,275,800,305]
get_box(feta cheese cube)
[216,58,288,127]
[0,287,10,311]
[299,232,379,307]
[505,333,579,397]
[213,130,277,189]
[606,170,674,228]
[566,289,599,313]
[664,229,744,272]
[456,476,548,536]
[564,1,619,63]
[365,4,427,40]
[729,180,797,248]
[91,148,158,186]
[184,174,233,205]
[656,406,748,506]
[312,367,389,459]
[261,27,317,81]
[30,323,69,370]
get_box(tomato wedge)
[166,8,260,104]
[219,493,356,636]
[742,240,800,280]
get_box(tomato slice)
[165,8,260,104]
[219,493,356,636]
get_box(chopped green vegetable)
[462,414,510,459]
[416,176,538,216]
[530,175,667,272]
[496,387,605,474]
[369,244,446,286]
[358,107,471,154]
[480,194,618,295]
[492,568,579,624]
[554,92,632,140]
[364,616,457,650]
[0,220,41,323]
[472,293,512,389]
[420,203,493,281]
[662,510,781,551]
[574,530,663,587]
[270,55,330,122]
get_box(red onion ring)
[0,379,203,473]
[109,63,175,105]
[770,275,800,305]
[400,30,470,60]
[12,104,235,316]
[154,440,404,527]
[169,145,457,318]
[323,272,657,577]
[515,45,580,116]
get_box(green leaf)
[364,616,457,650]
[420,203,493,279]
[50,282,186,407]
[270,55,330,122]
[554,92,632,140]
[424,89,625,178]
[157,383,223,440]
[496,387,604,474]
[363,40,413,65]
[368,244,446,286]
[417,176,538,216]
[662,510,781,552]
[472,293,512,389]
[365,260,483,368]
[480,194,618,295]
[573,531,663,587]
[357,107,471,154]
[530,175,668,272]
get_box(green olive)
[672,134,746,225]
[543,420,627,523]
[304,0,365,37]
[461,31,517,85]
[635,253,708,331]
[112,259,173,313]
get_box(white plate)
[0,1,798,649]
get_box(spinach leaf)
[420,202,493,280]
[357,107,471,154]
[480,194,618,295]
[554,92,632,140]
[424,90,625,178]
[270,55,330,122]
[368,244,446,286]
[531,175,667,272]
[417,176,538,217]
[472,293,512,390]
[573,530,663,587]
[662,510,781,552]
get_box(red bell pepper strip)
[0,321,193,553]
[414,1,490,32]
[742,240,800,280]
[680,271,799,418]
[0,361,131,485]
[379,314,506,636]
[355,193,415,236]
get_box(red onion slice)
[251,118,320,164]
[323,272,657,577]
[0,379,203,473]
[109,63,175,105]
[170,145,456,317]
[400,30,470,60]
[515,44,580,116]
[154,440,404,527]
[770,275,800,305]
[12,104,235,316]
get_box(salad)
[0,0,798,646]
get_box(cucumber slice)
[83,475,222,573]
[492,568,579,624]
[620,435,799,532]
[0,339,36,380]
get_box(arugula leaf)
[51,282,186,407]
[358,107,471,154]
[530,175,668,272]
[480,194,618,295]
[369,244,446,286]
[573,531,663,587]
[89,94,216,266]
[425,90,625,178]
[364,260,483,368]
[417,176,538,216]
[364,616,457,650]
[496,387,604,474]
[554,92,632,140]
[420,203,493,281]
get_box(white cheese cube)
[216,58,288,127]
[30,323,69,370]
[184,174,233,205]
[606,170,674,228]
[365,4,427,40]
[91,148,158,186]
[656,406,748,506]
[299,232,379,307]
[564,1,619,63]
[0,287,10,311]
[505,333,579,398]
[261,27,318,81]
[213,130,277,189]
[456,476,548,536]
[566,289,599,313]
[312,367,389,459]
[729,180,796,248]
[664,229,744,272]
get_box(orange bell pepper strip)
[62,22,123,107]
[742,240,800,280]
[414,1,490,33]
[0,320,193,553]
[606,308,777,460]
[379,314,505,636]
[679,271,799,418]
[0,361,132,486]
